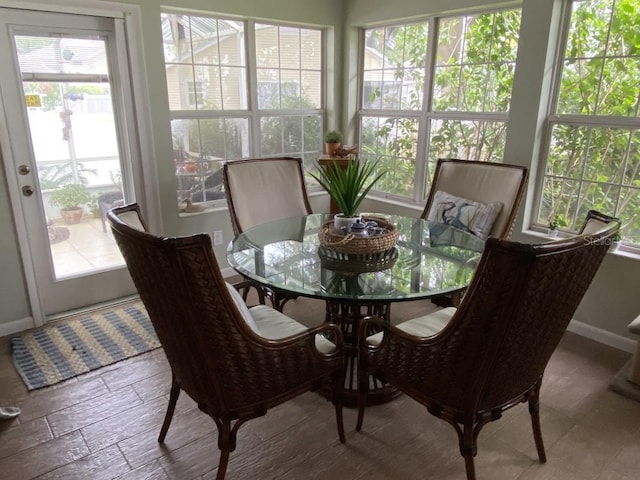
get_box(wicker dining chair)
[421,158,528,240]
[356,215,619,480]
[421,158,528,306]
[108,203,345,480]
[223,157,313,310]
[578,209,619,235]
[223,157,313,235]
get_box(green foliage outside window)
[360,9,520,200]
[542,0,640,244]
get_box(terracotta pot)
[324,142,341,156]
[60,207,84,224]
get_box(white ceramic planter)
[333,213,361,233]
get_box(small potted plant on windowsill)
[547,214,564,237]
[49,183,93,224]
[611,231,622,251]
[324,130,343,157]
[309,156,385,231]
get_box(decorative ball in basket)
[318,216,399,254]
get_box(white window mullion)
[216,20,225,112]
[246,19,260,157]
[414,18,439,202]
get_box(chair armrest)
[358,316,452,389]
[228,322,344,405]
[358,315,449,355]
[232,279,266,306]
[359,315,442,349]
[250,321,344,360]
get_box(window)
[255,24,323,158]
[161,13,324,206]
[358,9,521,202]
[187,81,203,108]
[537,0,639,246]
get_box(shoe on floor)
[0,406,21,419]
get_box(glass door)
[0,8,140,319]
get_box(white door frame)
[0,0,160,327]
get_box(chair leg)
[335,403,346,443]
[443,418,478,480]
[529,384,547,462]
[332,370,346,443]
[214,419,237,480]
[216,450,231,480]
[463,454,477,480]
[461,422,477,480]
[158,375,180,442]
[356,356,369,432]
[216,449,231,480]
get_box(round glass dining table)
[227,213,485,404]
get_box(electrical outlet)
[213,230,223,246]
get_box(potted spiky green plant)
[309,157,385,231]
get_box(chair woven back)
[421,159,528,239]
[223,157,312,235]
[108,204,327,418]
[377,221,619,415]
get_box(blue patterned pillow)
[427,190,503,240]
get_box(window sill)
[521,228,640,261]
[177,203,227,218]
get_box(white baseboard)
[0,316,35,338]
[567,319,636,354]
[2,294,635,357]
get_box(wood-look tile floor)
[1,296,639,480]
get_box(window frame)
[532,0,640,251]
[161,11,327,209]
[356,7,518,206]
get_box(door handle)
[22,185,35,197]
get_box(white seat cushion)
[225,282,260,334]
[366,307,456,346]
[250,304,336,354]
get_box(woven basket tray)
[318,216,399,254]
[318,246,398,274]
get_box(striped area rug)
[11,301,160,390]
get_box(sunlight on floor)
[49,216,124,279]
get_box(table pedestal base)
[323,300,400,406]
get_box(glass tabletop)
[226,213,485,303]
